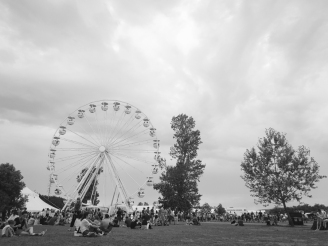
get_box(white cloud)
[0,0,328,208]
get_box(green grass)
[1,222,327,246]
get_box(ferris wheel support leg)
[79,156,104,203]
[62,154,101,211]
[110,185,117,206]
[105,153,132,213]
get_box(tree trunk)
[282,200,294,227]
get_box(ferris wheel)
[47,100,165,211]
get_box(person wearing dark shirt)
[69,197,82,231]
[125,216,132,227]
[113,217,119,227]
[47,215,58,226]
[21,208,28,216]
[116,208,123,226]
[130,219,141,229]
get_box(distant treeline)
[270,204,327,214]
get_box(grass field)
[1,222,327,246]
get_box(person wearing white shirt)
[316,209,326,230]
[80,213,101,237]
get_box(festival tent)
[21,187,58,212]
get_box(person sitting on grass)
[125,215,132,228]
[112,217,119,227]
[0,218,4,230]
[93,215,101,227]
[130,218,142,229]
[141,212,151,229]
[55,212,65,226]
[47,213,58,226]
[19,216,47,236]
[99,214,113,235]
[2,220,15,237]
[187,217,201,226]
[80,212,102,237]
[234,217,244,226]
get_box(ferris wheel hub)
[99,146,106,153]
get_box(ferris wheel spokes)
[105,110,125,146]
[54,150,98,163]
[60,137,98,149]
[55,152,99,175]
[108,127,148,149]
[110,139,153,150]
[75,119,101,147]
[106,113,135,147]
[110,152,155,165]
[84,113,103,146]
[93,111,104,145]
[66,128,99,147]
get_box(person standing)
[150,207,154,224]
[116,208,123,227]
[316,209,326,230]
[68,197,82,231]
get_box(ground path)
[1,221,327,246]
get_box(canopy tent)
[21,187,58,212]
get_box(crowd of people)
[3,199,326,238]
[0,208,47,237]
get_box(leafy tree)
[154,114,206,212]
[200,202,212,214]
[241,128,326,226]
[214,203,226,215]
[0,163,27,213]
[137,202,143,206]
[77,167,101,205]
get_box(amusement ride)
[47,100,165,212]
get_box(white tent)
[21,187,58,212]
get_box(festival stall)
[21,187,57,212]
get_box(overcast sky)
[1,0,328,210]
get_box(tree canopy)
[241,128,326,225]
[0,163,27,212]
[200,202,212,214]
[214,204,226,215]
[154,114,206,212]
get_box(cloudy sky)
[1,0,328,210]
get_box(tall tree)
[241,128,326,226]
[0,163,27,212]
[154,114,206,212]
[214,204,226,215]
[200,202,212,214]
[77,167,101,205]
